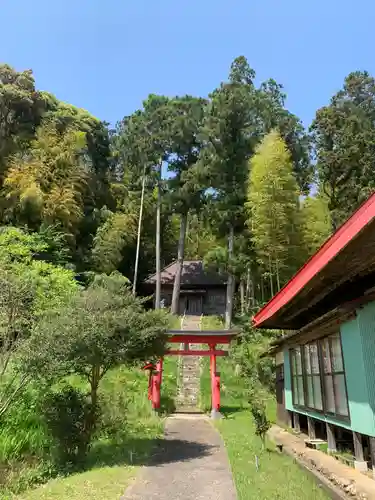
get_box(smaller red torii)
[143,329,238,418]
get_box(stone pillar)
[293,412,300,433]
[353,431,368,472]
[369,437,375,479]
[307,417,316,440]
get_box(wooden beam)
[166,349,228,357]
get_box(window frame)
[321,333,349,418]
[290,347,305,407]
[303,342,324,412]
[289,332,350,422]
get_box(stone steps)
[176,316,201,409]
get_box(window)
[304,342,323,410]
[321,334,349,417]
[291,347,305,406]
[290,332,349,419]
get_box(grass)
[201,315,224,330]
[169,315,182,329]
[200,356,329,499]
[1,357,178,500]
[13,466,135,500]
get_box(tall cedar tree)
[113,96,172,303]
[247,130,301,297]
[198,57,257,328]
[311,71,375,229]
[167,96,206,314]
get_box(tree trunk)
[268,254,274,297]
[155,162,162,309]
[245,266,250,310]
[250,277,254,308]
[260,274,265,303]
[225,224,235,329]
[82,365,100,457]
[275,257,281,292]
[171,212,188,315]
[240,279,245,315]
[246,265,255,311]
[132,167,147,296]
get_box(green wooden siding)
[284,300,375,436]
[354,301,375,435]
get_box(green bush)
[231,316,277,393]
[98,385,129,440]
[249,396,271,449]
[42,385,94,468]
[0,385,49,462]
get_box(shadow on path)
[88,436,212,470]
[149,437,213,465]
[121,417,237,500]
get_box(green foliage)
[300,194,332,257]
[22,272,168,456]
[0,359,178,497]
[166,95,206,213]
[5,122,89,241]
[184,213,221,260]
[0,226,78,418]
[247,130,302,295]
[231,320,277,395]
[0,384,49,462]
[0,226,78,317]
[248,391,271,448]
[311,71,375,228]
[91,211,137,274]
[201,315,225,330]
[42,385,94,468]
[24,273,168,383]
[0,225,46,263]
[0,65,112,268]
[0,65,46,176]
[198,56,255,232]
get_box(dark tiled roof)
[144,260,227,286]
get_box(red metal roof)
[253,192,375,328]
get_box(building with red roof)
[254,192,375,476]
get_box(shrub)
[0,226,79,419]
[23,273,169,455]
[0,385,49,462]
[250,397,271,449]
[98,387,128,440]
[42,385,94,468]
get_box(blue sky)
[2,0,375,128]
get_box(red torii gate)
[143,329,238,418]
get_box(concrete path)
[121,416,237,500]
